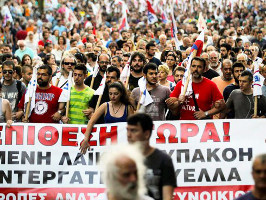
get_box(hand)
[61,116,70,124]
[165,97,178,106]
[194,109,207,120]
[6,120,13,128]
[22,116,29,123]
[80,138,90,154]
[12,111,23,120]
[52,112,61,121]
[82,108,94,118]
[178,95,185,104]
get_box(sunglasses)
[64,62,75,66]
[3,70,13,74]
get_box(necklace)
[112,103,123,114]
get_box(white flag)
[197,12,207,32]
[94,73,106,95]
[181,55,193,96]
[62,71,73,100]
[253,62,262,96]
[138,77,153,106]
[24,68,37,118]
[120,61,131,85]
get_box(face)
[37,69,51,87]
[220,47,228,58]
[252,159,266,190]
[111,57,120,68]
[109,87,121,103]
[166,55,176,67]
[174,70,184,83]
[98,55,110,72]
[147,46,156,57]
[106,71,118,86]
[127,123,146,143]
[22,67,33,82]
[116,50,123,58]
[48,55,55,65]
[3,47,11,53]
[222,62,232,79]
[122,56,129,67]
[145,69,158,85]
[206,46,216,53]
[19,43,25,50]
[244,42,250,50]
[2,65,14,81]
[73,69,86,85]
[94,47,101,56]
[250,46,257,57]
[233,67,244,81]
[71,41,78,48]
[23,56,31,65]
[239,75,252,92]
[158,69,167,80]
[63,57,75,72]
[191,60,204,79]
[86,43,93,52]
[114,157,138,200]
[131,56,144,73]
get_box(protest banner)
[1,119,265,200]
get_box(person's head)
[99,144,146,200]
[201,52,210,69]
[17,40,26,51]
[143,62,158,85]
[166,54,177,68]
[74,52,87,64]
[13,65,22,80]
[252,154,266,192]
[158,65,169,81]
[220,43,231,59]
[70,39,78,48]
[61,55,77,74]
[37,65,52,87]
[22,65,33,84]
[21,54,32,66]
[111,56,122,68]
[109,42,118,53]
[44,42,53,53]
[257,30,263,40]
[239,70,253,93]
[2,60,15,82]
[146,42,157,57]
[109,81,130,105]
[44,53,56,66]
[244,41,251,50]
[206,45,216,53]
[85,42,93,52]
[209,51,219,68]
[130,52,146,73]
[121,30,128,40]
[2,44,12,54]
[190,57,206,79]
[43,30,50,40]
[94,46,102,56]
[232,62,245,84]
[98,54,111,72]
[127,113,153,144]
[111,30,119,40]
[250,45,259,59]
[58,36,66,45]
[115,49,123,58]
[221,59,233,80]
[106,66,120,86]
[237,53,248,66]
[159,34,167,45]
[73,64,87,86]
[173,66,185,83]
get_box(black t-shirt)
[203,68,220,80]
[84,73,103,90]
[145,149,176,200]
[235,191,260,200]
[116,40,126,49]
[149,57,162,67]
[223,84,239,119]
[129,74,142,91]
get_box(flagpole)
[95,95,103,110]
[55,74,61,87]
[125,75,130,89]
[182,50,197,96]
[25,97,32,121]
[136,92,143,111]
[90,77,95,88]
[254,96,258,117]
[66,101,70,118]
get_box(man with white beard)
[98,144,153,200]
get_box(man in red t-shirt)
[166,57,225,120]
[18,65,67,123]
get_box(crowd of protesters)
[0,0,265,125]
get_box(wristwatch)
[205,111,209,117]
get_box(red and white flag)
[197,12,207,32]
[147,0,158,24]
[119,4,129,31]
[94,73,106,96]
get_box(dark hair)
[21,54,32,66]
[129,52,146,66]
[240,70,253,82]
[44,42,52,48]
[112,55,122,62]
[70,39,77,45]
[220,43,232,52]
[123,53,131,58]
[75,52,87,64]
[14,65,22,79]
[2,60,15,70]
[1,54,13,63]
[146,42,156,50]
[191,57,207,69]
[22,64,33,73]
[58,36,66,45]
[74,64,87,74]
[143,62,158,74]
[173,66,185,74]
[106,66,120,79]
[85,52,97,62]
[109,81,132,106]
[109,42,118,49]
[38,64,52,75]
[127,113,153,133]
[43,53,55,65]
[232,62,245,72]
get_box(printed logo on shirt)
[35,93,55,101]
[35,101,48,115]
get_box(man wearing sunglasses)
[52,55,76,88]
[236,154,266,200]
[18,65,67,123]
[1,61,26,122]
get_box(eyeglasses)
[99,61,109,65]
[3,70,13,74]
[64,62,75,66]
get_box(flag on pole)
[160,8,168,23]
[94,73,106,95]
[64,6,79,29]
[170,5,181,50]
[24,68,37,118]
[147,0,158,24]
[138,77,153,106]
[1,5,13,26]
[253,62,262,96]
[119,4,129,31]
[197,12,207,32]
[181,30,205,96]
[120,63,131,85]
[62,71,73,100]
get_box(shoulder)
[2,99,10,106]
[131,87,140,94]
[51,85,63,93]
[235,191,254,200]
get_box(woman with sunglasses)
[80,81,134,154]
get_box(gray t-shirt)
[2,80,26,112]
[226,89,266,119]
[131,85,170,121]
